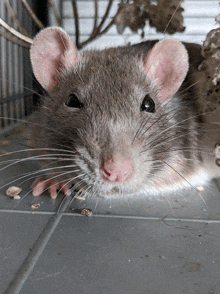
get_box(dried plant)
[0,0,185,49]
[197,23,220,113]
[115,0,185,37]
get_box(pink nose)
[102,156,133,183]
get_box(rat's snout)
[101,155,133,183]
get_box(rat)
[28,26,212,199]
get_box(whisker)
[14,174,78,209]
[141,111,203,149]
[160,159,207,206]
[80,184,93,197]
[0,147,76,159]
[0,153,77,167]
[179,80,201,95]
[68,178,91,208]
[0,164,81,192]
[141,127,214,153]
[134,97,192,144]
[27,171,86,198]
[131,22,181,147]
[17,137,78,152]
[162,0,182,34]
[71,174,90,192]
[0,116,65,136]
[143,147,214,158]
[0,154,78,173]
[0,77,45,99]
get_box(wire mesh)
[0,0,35,132]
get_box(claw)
[31,178,71,199]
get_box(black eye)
[65,94,84,108]
[140,94,155,113]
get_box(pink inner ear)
[143,39,189,102]
[30,27,78,91]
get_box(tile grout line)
[2,209,220,224]
[63,212,220,223]
[4,195,73,294]
[0,209,55,215]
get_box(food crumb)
[31,203,40,209]
[13,195,21,200]
[6,186,22,197]
[74,194,85,200]
[214,143,220,159]
[81,208,93,216]
[196,186,204,192]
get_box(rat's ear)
[143,39,189,102]
[30,27,79,91]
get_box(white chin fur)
[100,167,211,199]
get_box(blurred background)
[0,0,219,134]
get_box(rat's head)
[30,27,192,197]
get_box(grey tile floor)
[1,129,220,294]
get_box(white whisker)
[0,147,76,159]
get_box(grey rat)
[29,26,210,199]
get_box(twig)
[80,0,115,48]
[47,0,62,27]
[22,0,45,29]
[71,0,80,48]
[80,17,115,48]
[92,0,98,34]
[99,18,115,35]
[0,28,31,48]
[95,0,114,34]
[4,0,31,38]
[0,17,33,44]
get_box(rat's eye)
[140,94,155,113]
[65,94,84,108]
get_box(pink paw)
[31,178,71,199]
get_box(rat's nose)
[102,156,133,183]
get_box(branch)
[80,18,115,48]
[71,0,80,48]
[0,18,33,44]
[0,28,31,48]
[79,0,115,48]
[92,0,98,34]
[22,0,45,30]
[47,0,62,27]
[100,18,115,36]
[3,0,31,38]
[95,0,114,33]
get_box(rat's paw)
[31,178,71,199]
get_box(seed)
[74,194,85,200]
[196,186,204,192]
[6,186,22,197]
[13,195,21,200]
[31,203,40,209]
[81,208,93,216]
